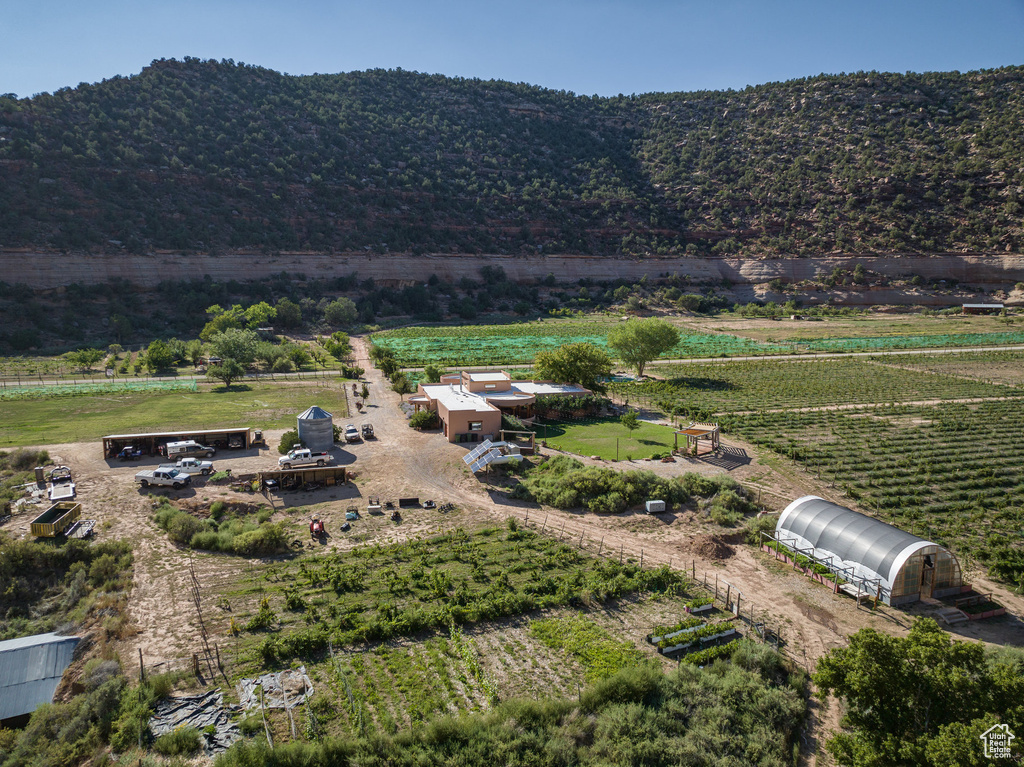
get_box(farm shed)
[961,303,1004,315]
[296,406,334,452]
[102,428,253,459]
[0,633,80,728]
[259,465,349,493]
[775,496,963,606]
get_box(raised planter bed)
[658,627,738,655]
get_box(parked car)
[361,423,375,439]
[166,440,216,459]
[344,424,360,443]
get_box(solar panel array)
[462,440,493,465]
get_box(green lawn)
[537,417,678,460]
[0,381,349,446]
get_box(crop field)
[371,320,778,367]
[790,330,1024,353]
[721,398,1024,584]
[623,357,1018,417]
[885,350,1024,387]
[206,525,722,738]
[220,526,686,657]
[536,417,679,460]
[0,379,198,401]
[706,312,1022,343]
[0,380,349,446]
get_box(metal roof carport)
[102,428,252,459]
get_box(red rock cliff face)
[3,252,1023,292]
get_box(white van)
[165,440,216,459]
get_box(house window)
[469,421,483,432]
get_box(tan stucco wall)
[437,402,501,443]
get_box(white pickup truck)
[136,468,192,488]
[278,448,332,469]
[159,457,214,476]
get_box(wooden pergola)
[674,422,720,456]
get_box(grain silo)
[296,406,334,452]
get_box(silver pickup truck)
[159,457,214,476]
[278,448,332,469]
[135,468,192,488]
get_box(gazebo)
[674,422,720,456]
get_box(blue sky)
[3,0,1023,98]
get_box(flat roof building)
[409,370,590,444]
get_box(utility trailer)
[31,502,82,537]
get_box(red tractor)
[309,517,327,540]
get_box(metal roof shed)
[0,633,80,726]
[776,496,963,606]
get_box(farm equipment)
[361,423,375,439]
[117,446,143,461]
[251,430,267,448]
[345,507,359,521]
[309,517,327,540]
[340,522,351,532]
[367,496,382,514]
[422,500,436,509]
[390,509,401,522]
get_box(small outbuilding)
[774,496,963,606]
[296,406,334,452]
[0,633,80,728]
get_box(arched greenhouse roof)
[776,496,937,590]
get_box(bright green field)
[372,320,778,367]
[537,417,679,460]
[0,381,349,446]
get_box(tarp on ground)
[148,690,240,756]
[236,666,314,710]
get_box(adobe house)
[409,371,590,444]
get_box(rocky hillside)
[1,59,1022,257]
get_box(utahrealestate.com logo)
[981,723,1015,760]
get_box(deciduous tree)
[534,342,612,392]
[606,318,680,377]
[207,358,246,389]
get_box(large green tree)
[144,339,175,373]
[606,318,680,377]
[814,618,1024,767]
[324,298,357,327]
[534,342,612,392]
[206,359,246,389]
[208,327,260,365]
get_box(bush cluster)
[153,501,285,556]
[213,653,806,767]
[510,455,756,516]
